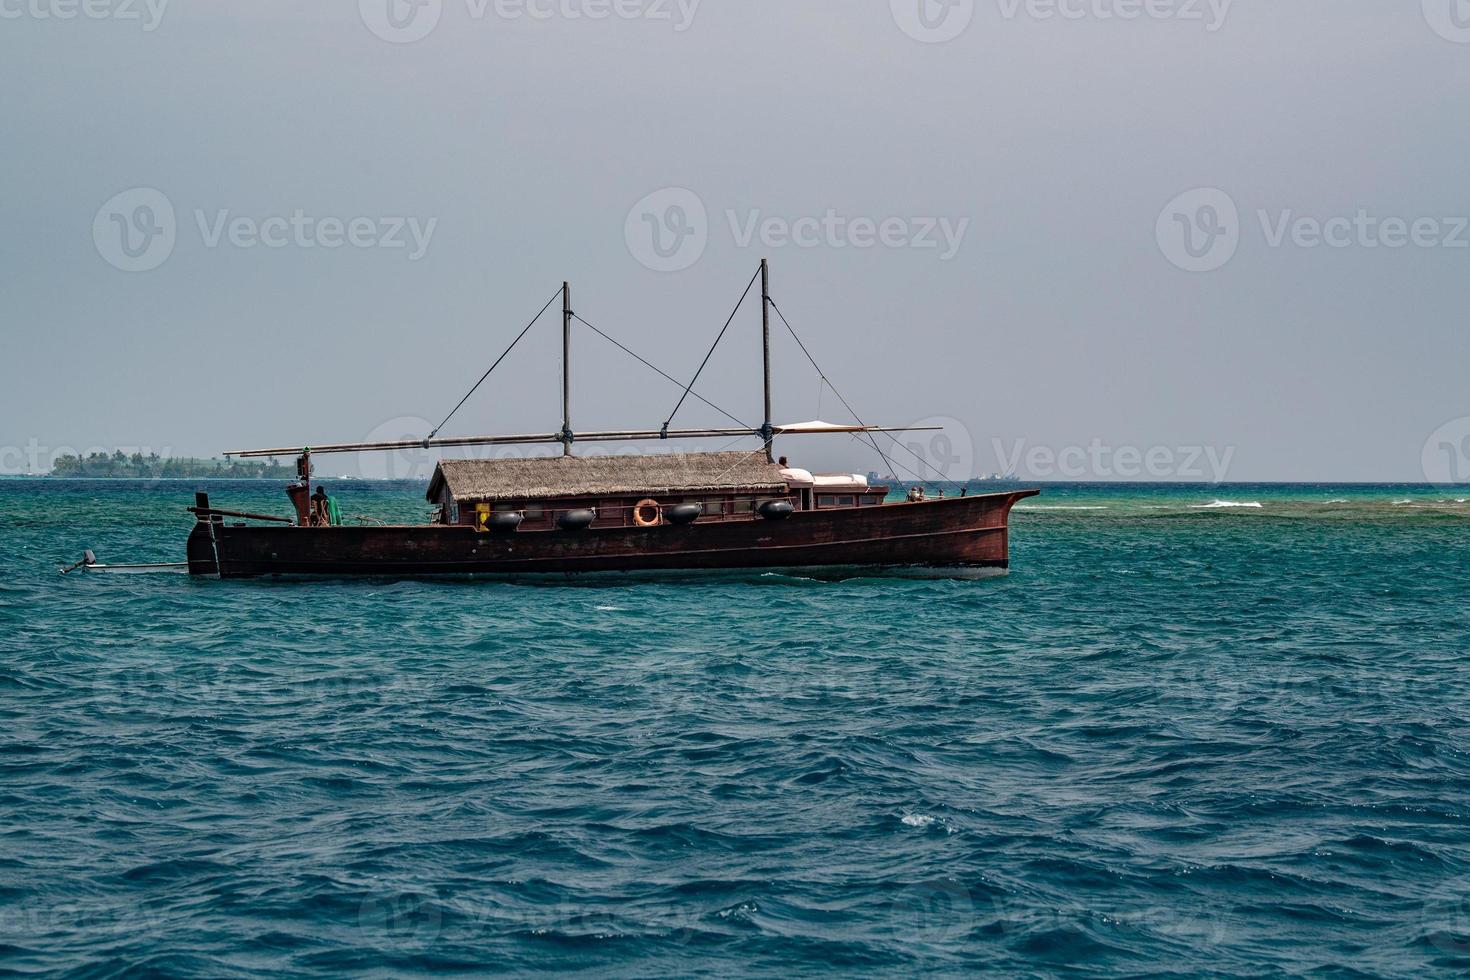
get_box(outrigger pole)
[224,424,938,459]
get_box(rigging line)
[663,263,763,430]
[712,443,776,483]
[766,296,912,482]
[768,297,961,486]
[571,313,751,430]
[427,287,562,440]
[711,432,755,453]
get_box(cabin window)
[701,500,723,516]
[493,503,519,513]
[524,503,544,519]
[860,495,882,506]
[733,498,754,513]
[817,495,837,508]
[838,495,856,507]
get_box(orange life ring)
[633,498,662,527]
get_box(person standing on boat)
[310,486,340,527]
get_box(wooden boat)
[186,262,1037,579]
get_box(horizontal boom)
[225,425,939,458]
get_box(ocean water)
[2,479,1468,976]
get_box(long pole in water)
[561,280,572,457]
[760,258,773,463]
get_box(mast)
[760,258,773,463]
[561,280,572,456]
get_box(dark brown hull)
[187,491,1038,579]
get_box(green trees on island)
[49,452,295,479]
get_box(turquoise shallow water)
[2,480,1469,976]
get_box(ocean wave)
[1190,500,1264,509]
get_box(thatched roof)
[426,451,788,502]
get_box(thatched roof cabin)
[426,451,788,503]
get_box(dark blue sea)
[3,480,1468,976]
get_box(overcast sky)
[3,0,1468,481]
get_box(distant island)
[49,452,295,479]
